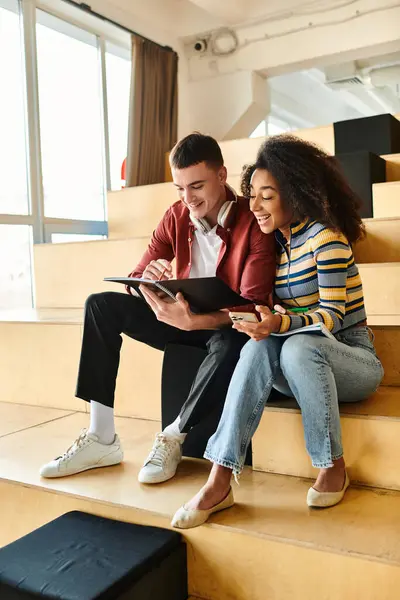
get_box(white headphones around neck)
[190,184,237,234]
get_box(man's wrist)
[183,313,197,331]
[188,313,206,331]
[188,312,231,331]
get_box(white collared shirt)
[189,226,223,279]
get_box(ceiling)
[113,0,400,130]
[185,0,314,27]
[265,52,400,131]
[114,0,342,38]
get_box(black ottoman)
[335,151,386,218]
[0,511,188,599]
[334,113,400,155]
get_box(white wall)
[183,71,270,140]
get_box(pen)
[159,267,167,281]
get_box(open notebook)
[271,322,336,341]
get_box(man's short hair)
[170,132,224,170]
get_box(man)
[40,133,275,483]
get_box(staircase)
[1,122,400,599]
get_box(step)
[0,310,162,420]
[34,237,150,308]
[358,263,400,315]
[215,126,334,177]
[354,218,400,263]
[383,153,400,182]
[34,238,400,312]
[107,176,241,240]
[0,402,75,438]
[1,409,400,599]
[373,181,400,218]
[107,184,177,240]
[372,324,400,386]
[0,310,398,417]
[253,387,400,491]
[164,126,335,181]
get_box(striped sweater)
[275,220,367,334]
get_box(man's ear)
[218,165,228,185]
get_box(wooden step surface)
[0,402,74,438]
[372,324,400,386]
[165,131,397,184]
[164,126,335,180]
[354,218,400,263]
[383,153,400,182]
[108,184,175,240]
[1,409,400,600]
[358,263,400,315]
[108,187,399,248]
[0,309,398,418]
[107,176,240,240]
[373,181,400,218]
[0,310,162,420]
[253,387,400,490]
[33,238,400,313]
[219,125,335,176]
[34,237,150,308]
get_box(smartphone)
[229,312,259,323]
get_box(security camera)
[194,39,207,53]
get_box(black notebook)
[104,276,250,313]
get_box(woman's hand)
[232,305,282,341]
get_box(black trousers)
[76,292,246,433]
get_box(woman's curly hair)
[241,134,365,244]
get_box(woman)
[171,134,384,529]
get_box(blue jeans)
[204,326,384,475]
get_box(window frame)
[0,0,131,246]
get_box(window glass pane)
[106,44,131,191]
[0,225,33,309]
[51,233,106,243]
[267,117,292,136]
[250,121,267,138]
[36,11,105,221]
[0,0,29,215]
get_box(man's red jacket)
[129,191,276,309]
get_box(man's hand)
[140,286,195,330]
[142,259,173,281]
[232,305,281,341]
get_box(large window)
[37,12,106,221]
[0,0,33,310]
[0,0,29,215]
[106,43,131,191]
[250,116,292,138]
[0,0,131,309]
[0,225,33,309]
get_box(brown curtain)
[126,35,178,187]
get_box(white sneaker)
[138,433,182,484]
[39,429,123,478]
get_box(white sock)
[163,416,187,443]
[88,401,115,445]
